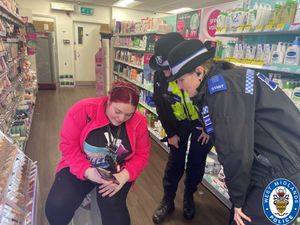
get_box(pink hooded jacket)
[56,96,151,182]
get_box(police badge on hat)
[155,56,163,65]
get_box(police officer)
[167,39,300,225]
[149,33,212,224]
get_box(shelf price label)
[275,23,286,31]
[237,25,244,33]
[216,27,222,34]
[282,67,291,72]
[243,59,252,65]
[243,25,252,33]
[264,23,274,31]
[220,27,227,33]
[254,25,264,32]
[289,24,300,31]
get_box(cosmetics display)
[0,1,37,151]
[0,131,39,225]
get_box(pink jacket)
[56,96,151,182]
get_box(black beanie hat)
[149,32,184,71]
[168,39,215,81]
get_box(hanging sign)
[200,1,242,41]
[176,10,202,39]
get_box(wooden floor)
[25,86,230,225]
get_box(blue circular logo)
[263,178,299,225]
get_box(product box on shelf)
[142,54,153,87]
[216,0,300,34]
[113,18,172,34]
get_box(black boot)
[183,193,195,220]
[152,199,175,224]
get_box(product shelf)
[113,71,154,93]
[0,50,7,57]
[0,70,9,80]
[113,45,146,52]
[0,74,21,103]
[22,99,36,152]
[114,31,165,37]
[216,58,300,75]
[202,153,231,208]
[0,3,24,26]
[0,31,6,37]
[29,167,39,225]
[216,22,300,37]
[0,95,22,132]
[202,174,232,209]
[216,29,300,37]
[113,59,144,70]
[148,127,169,153]
[139,101,157,116]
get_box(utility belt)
[252,151,300,188]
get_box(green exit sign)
[80,7,94,16]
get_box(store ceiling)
[61,0,235,13]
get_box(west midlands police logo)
[263,178,299,225]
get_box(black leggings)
[45,168,132,225]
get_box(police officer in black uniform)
[167,39,300,225]
[149,33,212,224]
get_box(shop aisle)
[25,86,229,225]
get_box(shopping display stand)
[0,131,40,224]
[112,31,170,153]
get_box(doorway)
[73,22,101,84]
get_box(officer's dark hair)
[218,60,235,70]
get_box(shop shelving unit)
[216,24,300,75]
[203,151,231,208]
[0,131,39,225]
[205,21,300,209]
[0,2,37,152]
[112,31,170,152]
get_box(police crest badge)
[273,188,289,216]
[263,179,300,225]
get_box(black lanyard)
[106,124,122,154]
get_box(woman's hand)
[196,127,210,145]
[84,167,113,185]
[168,135,180,149]
[234,207,252,225]
[98,169,130,197]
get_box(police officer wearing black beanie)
[168,39,300,225]
[150,33,212,224]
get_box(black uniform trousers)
[162,119,212,202]
[230,169,300,225]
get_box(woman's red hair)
[109,81,140,107]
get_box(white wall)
[18,0,111,79]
